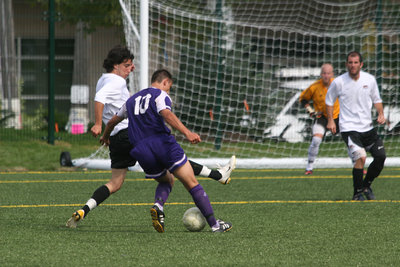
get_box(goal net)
[118,0,400,168]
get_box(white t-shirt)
[94,73,130,136]
[325,71,382,132]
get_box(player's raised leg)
[189,155,236,184]
[217,155,236,184]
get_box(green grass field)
[1,168,400,266]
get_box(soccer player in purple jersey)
[101,69,232,233]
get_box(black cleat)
[362,187,376,200]
[352,192,365,201]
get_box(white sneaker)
[66,209,84,228]
[217,155,236,184]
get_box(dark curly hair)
[103,45,134,73]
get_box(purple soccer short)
[130,134,187,179]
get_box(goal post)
[115,0,400,169]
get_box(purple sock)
[189,184,217,227]
[154,182,172,208]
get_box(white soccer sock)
[306,162,314,171]
[307,136,322,169]
[154,202,163,212]
[199,166,212,177]
[85,198,97,211]
[211,221,220,231]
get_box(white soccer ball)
[182,207,207,232]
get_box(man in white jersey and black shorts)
[66,46,236,228]
[325,51,386,201]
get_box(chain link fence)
[1,0,126,142]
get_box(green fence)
[1,0,125,142]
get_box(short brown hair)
[151,69,172,83]
[346,51,363,63]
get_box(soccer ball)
[182,207,206,232]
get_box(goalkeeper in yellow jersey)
[299,63,340,175]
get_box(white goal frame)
[109,0,400,169]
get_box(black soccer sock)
[188,160,221,181]
[189,160,203,176]
[352,168,364,195]
[209,170,222,181]
[92,185,111,205]
[363,156,385,188]
[82,185,111,217]
[82,205,91,217]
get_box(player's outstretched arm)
[160,109,201,144]
[100,114,124,146]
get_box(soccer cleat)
[217,155,236,184]
[66,209,85,228]
[213,219,232,233]
[352,192,365,201]
[305,170,313,175]
[362,187,376,200]
[150,205,165,233]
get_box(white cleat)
[217,155,236,184]
[66,209,85,228]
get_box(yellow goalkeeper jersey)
[299,78,340,119]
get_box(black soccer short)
[109,128,137,169]
[341,128,386,158]
[315,116,339,130]
[313,115,339,136]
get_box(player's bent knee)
[173,161,198,190]
[106,181,123,193]
[351,148,367,162]
[159,171,175,186]
[311,136,322,147]
[374,154,386,167]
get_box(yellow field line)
[2,199,400,208]
[0,170,111,175]
[233,175,400,179]
[2,167,400,175]
[2,174,400,184]
[0,178,149,184]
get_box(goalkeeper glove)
[305,105,315,117]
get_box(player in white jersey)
[326,51,386,201]
[66,46,235,228]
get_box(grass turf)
[1,168,400,266]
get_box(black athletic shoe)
[213,219,232,233]
[363,187,376,200]
[352,192,365,201]
[150,205,165,233]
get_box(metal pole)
[140,0,148,89]
[48,0,55,144]
[376,0,382,89]
[214,0,224,150]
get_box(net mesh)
[119,0,400,166]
